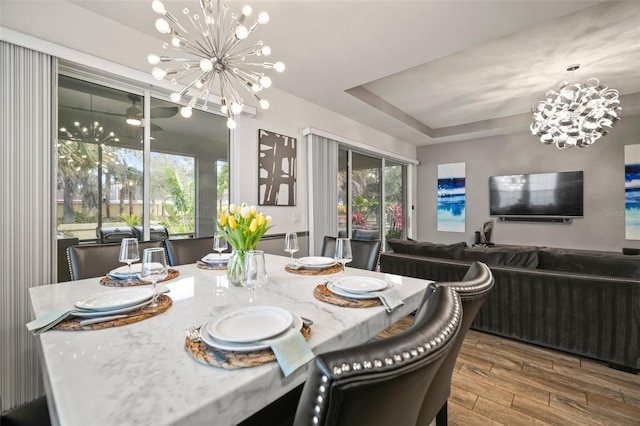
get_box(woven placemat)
[100,268,180,287]
[185,324,312,369]
[285,263,342,275]
[197,261,227,271]
[53,294,173,331]
[313,284,382,308]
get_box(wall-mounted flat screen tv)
[489,171,584,217]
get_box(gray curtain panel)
[307,134,338,256]
[1,41,57,412]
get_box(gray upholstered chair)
[165,237,217,266]
[418,261,494,426]
[293,284,462,426]
[67,241,165,281]
[321,236,381,271]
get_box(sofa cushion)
[387,239,468,260]
[538,248,640,278]
[461,245,539,268]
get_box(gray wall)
[416,118,640,252]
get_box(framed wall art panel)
[258,129,297,206]
[437,162,466,232]
[625,144,640,240]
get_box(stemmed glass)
[240,250,268,306]
[213,231,228,258]
[118,238,140,284]
[334,238,353,274]
[284,232,299,261]
[140,247,168,307]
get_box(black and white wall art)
[258,129,297,206]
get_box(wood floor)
[377,322,640,425]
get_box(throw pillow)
[413,241,468,260]
[538,248,640,278]
[387,239,468,260]
[461,246,539,268]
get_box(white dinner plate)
[296,256,337,270]
[202,253,232,264]
[75,288,153,311]
[71,299,152,318]
[327,282,380,300]
[206,306,293,343]
[200,313,303,352]
[298,256,335,267]
[109,263,143,278]
[332,276,388,293]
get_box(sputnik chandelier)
[148,0,285,129]
[530,64,621,149]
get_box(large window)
[56,74,229,242]
[337,147,407,244]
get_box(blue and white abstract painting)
[625,145,640,240]
[437,162,466,232]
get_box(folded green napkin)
[286,262,304,270]
[373,290,404,313]
[265,328,315,377]
[26,308,74,336]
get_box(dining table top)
[29,253,433,426]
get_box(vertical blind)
[307,134,338,255]
[1,41,56,412]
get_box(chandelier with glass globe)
[530,64,621,149]
[148,0,285,129]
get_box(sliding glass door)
[385,160,406,240]
[337,147,407,244]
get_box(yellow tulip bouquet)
[217,203,273,284]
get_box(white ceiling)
[10,0,640,146]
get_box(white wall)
[232,87,417,237]
[416,118,640,252]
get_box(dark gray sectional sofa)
[379,240,640,372]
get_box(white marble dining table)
[29,254,433,426]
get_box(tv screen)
[489,171,584,217]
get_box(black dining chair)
[0,396,51,426]
[321,236,381,271]
[165,236,218,266]
[292,284,462,426]
[67,240,165,280]
[417,261,494,426]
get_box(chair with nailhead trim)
[292,284,462,426]
[418,261,494,426]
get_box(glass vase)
[226,249,245,287]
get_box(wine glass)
[334,238,353,274]
[284,232,299,261]
[118,238,140,284]
[140,247,168,307]
[213,231,228,258]
[240,250,268,305]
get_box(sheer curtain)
[307,134,338,255]
[1,41,56,411]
